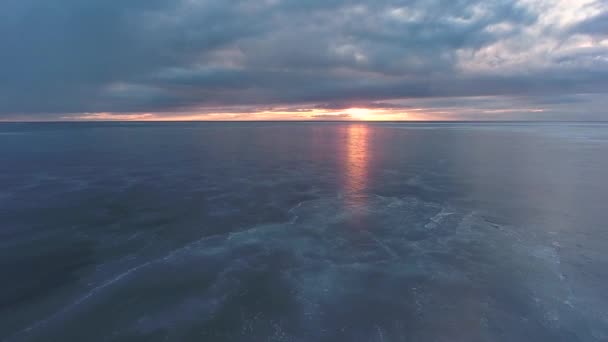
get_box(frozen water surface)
[1,122,608,341]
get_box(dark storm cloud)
[0,0,265,113]
[0,0,607,118]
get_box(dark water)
[1,122,608,341]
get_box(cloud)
[310,113,352,119]
[0,0,607,119]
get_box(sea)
[1,122,607,341]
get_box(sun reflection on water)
[343,124,370,209]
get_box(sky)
[1,0,607,121]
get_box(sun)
[344,108,374,120]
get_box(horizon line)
[1,120,608,124]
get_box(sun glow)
[62,105,445,121]
[342,107,418,121]
[344,108,374,120]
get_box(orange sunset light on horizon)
[61,107,446,122]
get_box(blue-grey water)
[1,122,608,341]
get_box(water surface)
[1,122,607,341]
